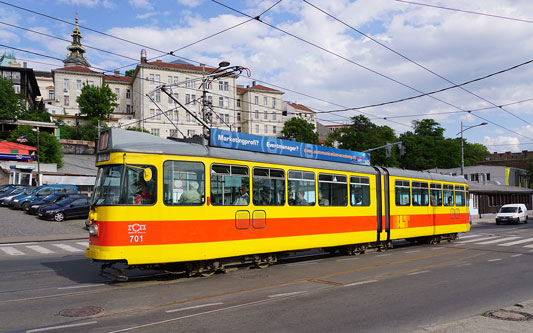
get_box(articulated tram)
[86,129,469,279]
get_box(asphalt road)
[2,215,533,332]
[0,205,87,243]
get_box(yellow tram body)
[86,129,469,269]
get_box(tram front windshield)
[91,165,156,206]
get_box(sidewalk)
[415,300,533,332]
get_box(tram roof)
[100,128,465,184]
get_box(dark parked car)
[0,187,35,206]
[0,186,26,199]
[24,193,71,215]
[37,195,91,222]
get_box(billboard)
[210,128,370,165]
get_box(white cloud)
[177,0,202,8]
[128,0,153,9]
[136,12,157,20]
[484,136,521,153]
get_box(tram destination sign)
[210,128,370,165]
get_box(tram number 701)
[129,235,144,243]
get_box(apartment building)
[237,82,284,136]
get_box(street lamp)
[32,127,40,186]
[457,121,487,176]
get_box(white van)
[496,204,528,224]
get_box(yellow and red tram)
[86,129,469,278]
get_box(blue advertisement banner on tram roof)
[210,128,370,165]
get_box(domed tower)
[63,12,91,68]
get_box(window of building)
[412,182,429,206]
[219,81,223,91]
[12,72,20,83]
[224,81,229,91]
[186,94,191,104]
[185,78,192,88]
[237,127,241,132]
[455,185,465,206]
[255,124,259,133]
[263,96,267,105]
[272,98,276,108]
[211,164,250,206]
[126,105,132,113]
[252,167,285,206]
[115,88,120,100]
[254,96,258,105]
[13,85,20,94]
[155,74,160,83]
[149,74,154,83]
[237,112,241,121]
[254,110,259,119]
[237,99,241,107]
[169,129,178,138]
[150,128,159,136]
[318,174,347,206]
[264,110,268,119]
[187,129,195,136]
[88,81,94,86]
[272,112,276,120]
[49,90,54,100]
[350,176,370,206]
[288,171,315,206]
[64,95,69,106]
[264,124,268,133]
[163,161,204,206]
[224,114,229,124]
[219,97,224,107]
[273,126,277,134]
[155,91,160,103]
[395,180,410,206]
[63,78,69,91]
[430,183,442,206]
[76,80,82,90]
[207,95,212,105]
[443,184,454,206]
[191,94,196,105]
[126,89,131,99]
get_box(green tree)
[8,125,63,167]
[325,115,399,167]
[281,117,319,144]
[0,77,23,120]
[77,83,118,120]
[399,119,450,170]
[463,142,490,167]
[18,108,52,122]
[127,126,149,133]
[125,69,135,77]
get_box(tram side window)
[252,167,285,206]
[318,174,347,206]
[412,181,429,206]
[350,176,370,206]
[455,185,465,206]
[395,180,410,206]
[126,165,157,205]
[430,183,442,206]
[163,161,205,205]
[466,187,469,206]
[288,171,315,206]
[443,184,454,206]
[210,164,249,206]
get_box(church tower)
[63,12,90,67]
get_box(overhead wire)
[212,1,533,141]
[304,0,532,126]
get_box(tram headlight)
[89,224,99,236]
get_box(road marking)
[0,247,24,255]
[407,270,430,276]
[344,280,378,287]
[456,263,471,267]
[488,259,502,262]
[26,321,97,332]
[430,247,444,250]
[288,260,321,266]
[511,254,523,258]
[458,234,481,239]
[52,244,83,252]
[57,283,106,290]
[377,254,391,257]
[166,302,223,313]
[475,236,521,245]
[405,250,420,253]
[77,242,89,248]
[268,291,306,298]
[499,238,533,246]
[26,245,54,254]
[336,257,360,261]
[457,236,497,243]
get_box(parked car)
[24,193,71,215]
[0,185,26,199]
[0,187,35,206]
[37,195,91,222]
[496,204,529,224]
[10,184,78,210]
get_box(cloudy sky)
[2,0,533,152]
